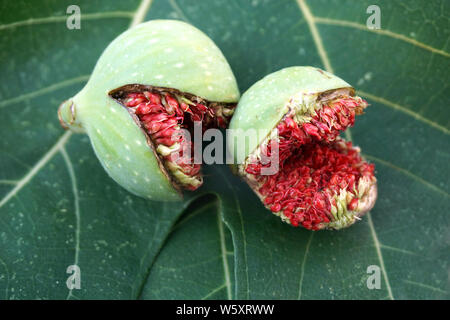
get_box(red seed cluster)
[125,91,216,190]
[261,142,374,230]
[245,96,374,230]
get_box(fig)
[58,20,239,200]
[228,66,377,230]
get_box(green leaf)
[140,196,235,300]
[0,0,448,300]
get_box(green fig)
[58,20,239,201]
[228,67,377,230]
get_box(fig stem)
[58,99,84,133]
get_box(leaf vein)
[295,0,333,73]
[367,213,394,300]
[0,180,19,185]
[61,147,81,300]
[218,209,232,300]
[297,232,314,300]
[0,75,90,108]
[168,0,191,23]
[363,153,449,197]
[0,12,134,31]
[130,0,154,28]
[357,91,449,134]
[403,280,447,295]
[0,131,72,210]
[201,283,227,300]
[217,170,250,300]
[314,17,450,58]
[379,244,416,256]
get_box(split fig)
[58,20,239,200]
[228,67,377,230]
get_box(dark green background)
[0,0,448,299]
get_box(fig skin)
[59,20,240,201]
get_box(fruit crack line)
[119,89,234,191]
